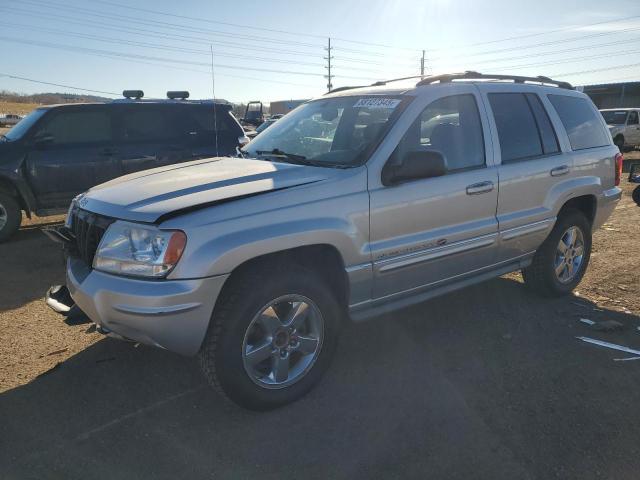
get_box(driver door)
[368,90,499,299]
[24,105,118,210]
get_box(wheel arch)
[0,175,34,218]
[558,194,597,225]
[218,244,350,313]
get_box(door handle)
[550,165,570,177]
[466,181,494,195]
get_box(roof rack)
[325,85,366,95]
[370,75,426,87]
[415,71,573,89]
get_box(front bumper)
[66,257,228,356]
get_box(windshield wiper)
[255,148,308,162]
[254,148,350,169]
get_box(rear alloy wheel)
[553,226,585,284]
[522,209,592,297]
[199,263,342,410]
[0,193,21,242]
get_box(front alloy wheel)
[243,295,324,389]
[199,263,342,410]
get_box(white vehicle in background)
[600,108,640,150]
[0,114,22,127]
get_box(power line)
[460,36,640,68]
[429,24,640,63]
[91,0,423,53]
[430,14,640,51]
[479,46,640,72]
[0,72,120,96]
[552,61,640,78]
[0,7,319,58]
[15,0,326,49]
[0,36,381,82]
[10,0,422,61]
[0,36,324,76]
[0,21,328,67]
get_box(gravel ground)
[0,157,639,479]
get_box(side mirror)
[34,133,54,147]
[385,150,447,185]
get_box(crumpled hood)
[80,157,329,223]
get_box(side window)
[37,110,111,145]
[628,111,639,125]
[488,93,543,162]
[525,93,559,155]
[120,107,177,142]
[189,107,235,135]
[547,95,610,150]
[395,94,485,172]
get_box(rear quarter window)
[548,95,610,150]
[188,107,238,135]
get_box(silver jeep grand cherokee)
[48,72,623,410]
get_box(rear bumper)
[593,186,622,231]
[66,257,228,356]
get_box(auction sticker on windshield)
[353,98,401,109]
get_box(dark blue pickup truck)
[0,92,247,241]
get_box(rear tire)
[0,193,21,242]
[199,262,343,410]
[522,209,592,297]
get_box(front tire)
[522,209,592,297]
[0,193,22,242]
[199,263,342,410]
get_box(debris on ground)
[577,336,640,359]
[579,318,624,332]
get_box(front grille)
[69,208,114,267]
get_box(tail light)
[615,152,623,186]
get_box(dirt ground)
[0,157,639,479]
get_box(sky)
[1,0,640,104]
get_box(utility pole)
[324,37,333,92]
[420,49,425,78]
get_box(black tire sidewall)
[614,135,624,149]
[0,193,21,242]
[209,265,342,410]
[632,185,640,206]
[537,211,592,295]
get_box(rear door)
[478,86,576,262]
[368,88,500,299]
[24,105,118,209]
[186,105,241,158]
[626,110,640,145]
[113,104,191,175]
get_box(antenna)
[210,44,219,157]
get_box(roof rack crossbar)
[415,71,573,89]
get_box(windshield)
[243,95,406,167]
[4,108,47,141]
[600,110,628,125]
